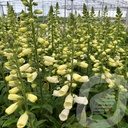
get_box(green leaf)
[2,116,17,127]
[30,105,40,111]
[91,115,104,120]
[42,103,53,114]
[36,119,47,127]
[67,114,76,124]
[44,114,60,126]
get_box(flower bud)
[43,56,56,62]
[57,64,67,70]
[8,94,22,101]
[79,62,88,68]
[39,23,47,29]
[19,27,27,33]
[34,9,42,14]
[57,69,66,75]
[29,18,34,23]
[9,87,19,94]
[5,102,18,115]
[27,93,38,103]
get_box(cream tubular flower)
[73,96,88,105]
[8,94,22,101]
[43,56,56,62]
[59,108,70,121]
[65,74,71,81]
[9,87,19,94]
[58,85,69,96]
[78,76,89,82]
[21,48,31,56]
[5,102,18,115]
[73,73,81,81]
[57,64,67,70]
[79,62,88,68]
[44,61,53,66]
[46,76,59,83]
[52,90,60,96]
[57,69,66,75]
[19,63,30,72]
[17,111,28,128]
[27,93,38,103]
[64,94,73,109]
[27,71,37,82]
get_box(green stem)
[13,52,28,111]
[29,1,43,104]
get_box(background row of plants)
[0,0,128,127]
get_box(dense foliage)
[0,0,128,128]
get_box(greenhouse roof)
[0,0,128,17]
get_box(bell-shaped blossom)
[58,85,69,96]
[17,111,28,128]
[73,73,89,82]
[59,108,70,121]
[20,63,30,72]
[5,102,18,115]
[46,76,59,83]
[64,94,73,109]
[73,95,88,105]
[27,93,38,103]
[73,73,81,81]
[8,94,22,101]
[27,72,37,82]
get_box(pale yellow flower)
[5,102,18,115]
[43,56,56,62]
[57,64,67,70]
[58,85,69,96]
[64,94,73,109]
[9,87,19,94]
[73,73,81,81]
[8,94,22,101]
[59,108,70,121]
[17,112,28,128]
[44,61,53,66]
[46,76,59,83]
[20,63,30,72]
[57,69,66,75]
[27,93,38,103]
[78,76,89,82]
[79,62,88,68]
[27,72,37,82]
[73,95,88,105]
[52,90,60,96]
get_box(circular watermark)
[76,74,127,128]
